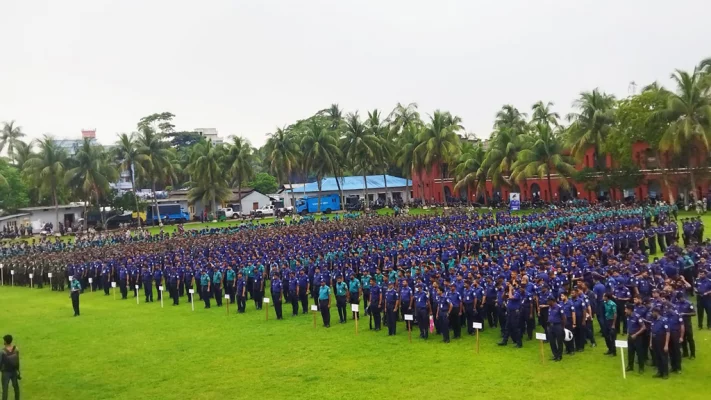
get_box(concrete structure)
[413,142,710,204]
[286,175,412,208]
[16,204,85,232]
[238,191,272,215]
[0,213,31,231]
[167,187,271,217]
[194,128,224,144]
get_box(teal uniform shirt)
[349,279,360,293]
[200,274,210,286]
[319,285,331,300]
[226,269,236,282]
[213,271,223,284]
[336,282,347,296]
[71,278,81,291]
[361,275,371,290]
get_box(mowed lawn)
[1,286,710,400]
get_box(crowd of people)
[2,203,710,380]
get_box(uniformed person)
[436,287,452,343]
[348,273,361,320]
[547,296,565,361]
[225,265,236,304]
[271,273,283,319]
[184,266,194,304]
[676,292,696,359]
[369,277,382,331]
[498,282,522,348]
[447,283,463,339]
[650,307,670,379]
[625,304,646,374]
[70,274,81,317]
[384,281,400,335]
[142,266,153,303]
[253,270,264,310]
[169,268,181,306]
[298,269,309,314]
[212,266,223,307]
[318,280,331,328]
[288,271,299,317]
[236,272,246,313]
[335,276,348,324]
[400,280,413,332]
[200,270,211,309]
[415,283,432,339]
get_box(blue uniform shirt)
[548,303,564,324]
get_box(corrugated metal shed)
[288,175,411,194]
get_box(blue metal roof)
[288,175,411,194]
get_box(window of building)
[253,202,259,210]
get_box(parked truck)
[146,204,190,224]
[295,194,341,214]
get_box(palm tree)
[481,127,526,189]
[113,133,148,226]
[388,102,421,136]
[531,101,560,128]
[265,126,301,209]
[511,124,577,202]
[342,112,381,209]
[12,140,34,172]
[566,89,617,167]
[653,69,711,202]
[366,109,394,202]
[1,121,26,165]
[453,142,487,204]
[187,139,231,212]
[65,139,118,228]
[22,135,67,227]
[224,136,255,200]
[494,105,528,133]
[301,119,341,213]
[318,105,346,202]
[137,127,177,225]
[396,122,423,203]
[415,110,462,206]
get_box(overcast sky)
[2,0,710,147]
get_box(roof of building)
[0,213,30,222]
[168,188,257,203]
[18,204,86,211]
[288,175,411,194]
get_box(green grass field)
[1,285,710,400]
[2,209,710,399]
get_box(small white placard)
[224,294,230,299]
[11,270,15,275]
[311,305,318,311]
[135,285,139,289]
[535,333,547,341]
[48,273,53,278]
[188,289,194,294]
[88,278,93,283]
[473,322,483,329]
[263,298,270,303]
[351,304,359,312]
[29,274,34,279]
[111,282,117,288]
[67,274,71,280]
[615,340,628,348]
[159,286,164,291]
[0,264,3,268]
[404,314,414,321]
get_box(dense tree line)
[1,57,709,218]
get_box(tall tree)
[388,102,421,136]
[65,139,118,228]
[653,69,711,202]
[264,127,301,208]
[301,119,341,213]
[367,109,394,202]
[343,112,381,208]
[224,136,255,201]
[137,127,177,225]
[415,110,462,206]
[187,139,231,212]
[453,142,487,204]
[511,124,577,202]
[113,133,148,226]
[319,104,346,202]
[1,121,26,165]
[566,89,617,166]
[22,135,68,227]
[396,122,423,203]
[531,101,560,128]
[11,140,33,172]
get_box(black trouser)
[253,287,263,309]
[237,293,246,312]
[658,235,666,252]
[299,289,308,313]
[564,322,575,353]
[669,330,682,371]
[438,313,450,342]
[349,293,360,319]
[417,307,429,338]
[290,292,299,315]
[225,282,235,303]
[195,282,202,300]
[143,280,153,302]
[614,300,627,334]
[698,296,711,329]
[172,283,180,305]
[336,295,347,322]
[522,309,535,340]
[213,284,222,306]
[185,283,193,303]
[155,281,162,300]
[71,290,80,315]
[370,304,381,330]
[102,277,110,295]
[401,303,412,330]
[603,319,616,355]
[274,294,283,319]
[627,334,645,370]
[319,299,330,326]
[574,323,585,350]
[502,309,521,345]
[549,323,564,359]
[449,308,462,338]
[464,303,475,334]
[485,302,497,327]
[652,335,669,377]
[584,318,596,345]
[247,277,254,299]
[498,306,507,337]
[682,319,695,357]
[119,281,128,299]
[202,287,211,308]
[179,281,185,297]
[1,371,20,400]
[386,302,397,335]
[647,237,656,254]
[363,289,370,311]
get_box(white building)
[16,204,85,232]
[194,128,223,144]
[167,188,271,216]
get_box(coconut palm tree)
[187,139,231,212]
[511,124,577,202]
[113,133,148,226]
[415,110,462,206]
[653,69,711,202]
[566,89,617,166]
[318,105,346,202]
[137,127,177,225]
[494,105,528,133]
[453,142,487,204]
[65,139,118,228]
[388,102,421,136]
[11,140,34,172]
[301,119,341,213]
[1,121,26,165]
[22,135,68,227]
[342,112,381,209]
[366,109,394,202]
[224,136,255,200]
[265,126,301,209]
[531,101,560,128]
[396,122,423,203]
[481,127,526,189]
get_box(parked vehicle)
[218,207,242,219]
[251,204,276,217]
[146,204,190,224]
[295,194,341,214]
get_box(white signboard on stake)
[535,333,547,341]
[311,305,318,311]
[473,322,483,329]
[404,314,413,321]
[111,282,117,288]
[263,298,270,304]
[351,304,359,312]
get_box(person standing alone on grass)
[70,273,81,317]
[0,335,20,400]
[602,293,617,356]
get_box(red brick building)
[412,142,709,204]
